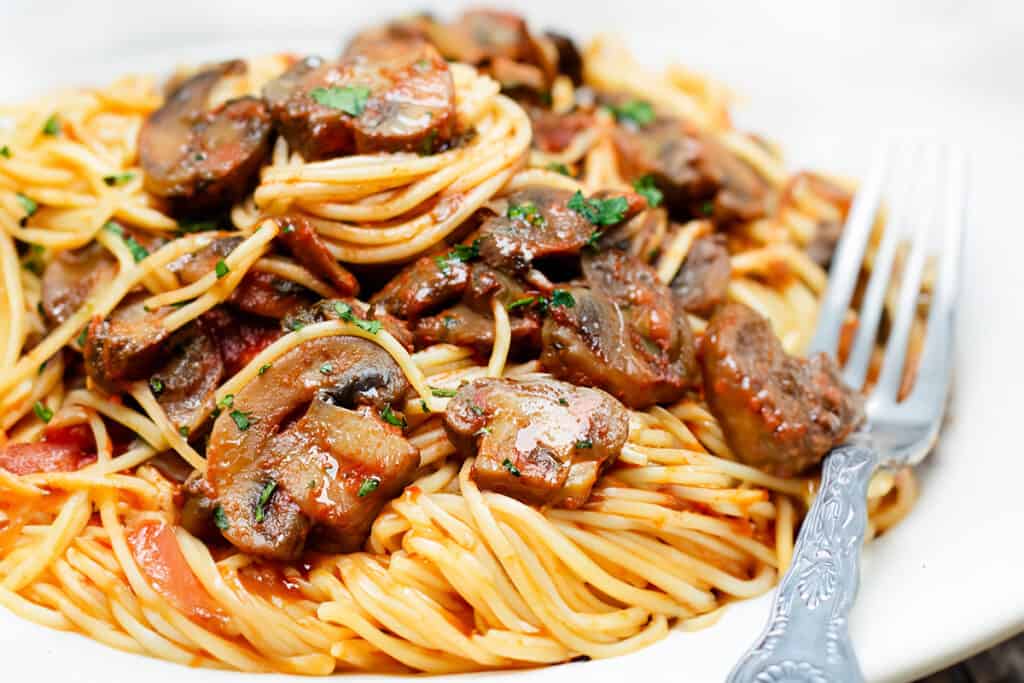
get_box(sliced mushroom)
[149,321,224,436]
[671,235,731,316]
[369,249,471,320]
[205,335,417,559]
[276,215,359,296]
[263,38,456,160]
[413,302,540,354]
[83,294,172,394]
[41,242,117,325]
[139,60,273,214]
[701,303,864,476]
[444,377,628,507]
[541,249,700,409]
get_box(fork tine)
[871,144,944,403]
[808,143,891,357]
[902,147,968,409]
[842,142,924,389]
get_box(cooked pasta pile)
[0,22,917,676]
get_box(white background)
[2,1,1024,681]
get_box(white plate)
[2,1,1023,681]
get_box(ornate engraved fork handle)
[727,442,879,683]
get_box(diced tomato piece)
[0,424,96,475]
[127,520,225,627]
[202,308,283,376]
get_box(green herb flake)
[380,403,407,429]
[42,114,61,136]
[76,327,88,347]
[213,505,229,530]
[215,259,229,279]
[420,399,431,413]
[310,85,371,116]
[585,230,603,250]
[576,439,593,449]
[567,191,628,227]
[320,362,333,375]
[502,458,521,477]
[430,386,458,398]
[149,377,165,395]
[435,240,480,274]
[606,99,654,127]
[33,401,53,423]
[474,426,492,437]
[37,360,47,375]
[469,402,484,416]
[506,296,536,311]
[178,425,190,438]
[354,318,382,334]
[176,219,219,235]
[0,146,10,159]
[357,476,381,497]
[549,289,575,308]
[103,172,135,186]
[254,480,277,523]
[230,410,252,431]
[632,175,663,208]
[546,162,570,176]
[557,397,569,407]
[507,202,546,228]
[258,363,271,375]
[701,200,715,217]
[217,394,234,410]
[333,300,381,334]
[16,193,37,221]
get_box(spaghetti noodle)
[0,11,917,676]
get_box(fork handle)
[726,442,879,683]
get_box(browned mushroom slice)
[701,303,864,477]
[528,107,593,154]
[612,116,768,223]
[149,321,224,436]
[671,235,731,316]
[41,242,117,325]
[477,186,646,275]
[540,249,699,409]
[544,31,583,85]
[369,250,470,320]
[83,294,172,394]
[139,60,272,214]
[414,303,540,354]
[444,377,628,507]
[205,335,416,560]
[276,216,359,296]
[284,298,414,352]
[263,38,455,160]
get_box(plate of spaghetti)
[0,2,1019,682]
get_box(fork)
[726,142,968,683]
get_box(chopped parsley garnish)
[217,394,234,410]
[548,289,575,308]
[557,397,569,406]
[280,222,295,234]
[420,399,431,413]
[474,427,492,436]
[380,403,407,428]
[567,191,628,226]
[701,200,715,217]
[332,301,381,334]
[506,296,536,310]
[230,410,252,431]
[16,193,37,223]
[585,230,603,250]
[215,259,229,279]
[320,362,333,375]
[546,162,570,176]
[37,360,47,375]
[178,425,190,437]
[430,386,457,398]
[254,480,277,523]
[288,319,305,332]
[103,172,135,186]
[576,439,593,449]
[418,129,438,156]
[33,401,53,423]
[149,377,165,395]
[213,506,229,530]
[502,458,521,477]
[310,85,371,116]
[0,146,10,158]
[76,327,88,347]
[507,202,546,228]
[176,218,219,235]
[435,239,480,274]
[469,402,484,416]
[606,99,654,127]
[41,114,61,136]
[357,476,381,497]
[104,221,148,262]
[258,363,271,375]
[632,175,663,208]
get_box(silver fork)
[727,142,968,683]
